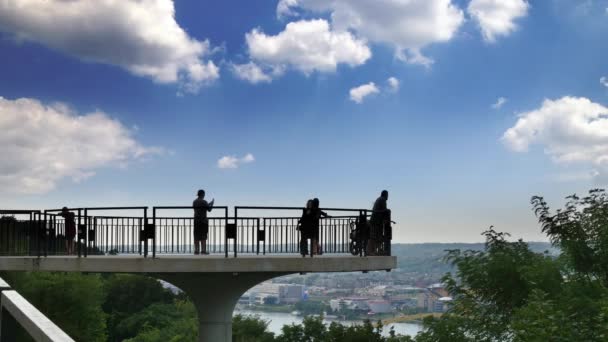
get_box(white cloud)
[0,0,219,93]
[231,62,272,84]
[0,96,161,194]
[349,82,379,104]
[242,153,255,163]
[492,97,507,109]
[244,19,371,79]
[502,96,608,181]
[601,76,608,88]
[217,153,255,169]
[387,77,400,92]
[468,0,529,42]
[276,0,464,66]
[277,0,300,18]
[217,156,239,169]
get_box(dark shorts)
[66,225,76,240]
[311,226,319,241]
[194,220,209,241]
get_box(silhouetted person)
[57,207,76,255]
[193,189,214,255]
[369,190,390,256]
[298,200,314,257]
[311,198,328,255]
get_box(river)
[233,309,423,337]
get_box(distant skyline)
[1,0,608,243]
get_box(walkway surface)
[0,255,396,273]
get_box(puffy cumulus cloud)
[217,153,255,169]
[244,19,371,79]
[0,96,161,194]
[276,0,464,66]
[492,97,507,109]
[502,96,608,181]
[231,62,272,84]
[387,77,400,92]
[468,0,529,42]
[349,82,379,104]
[0,0,219,93]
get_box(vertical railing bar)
[152,208,156,258]
[262,218,266,255]
[120,217,124,254]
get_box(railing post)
[84,209,88,257]
[143,208,148,258]
[152,207,156,259]
[37,212,42,258]
[359,210,364,257]
[43,212,48,257]
[256,218,260,255]
[233,207,238,258]
[93,217,97,253]
[77,209,82,258]
[138,217,142,255]
[38,212,44,258]
[224,208,228,258]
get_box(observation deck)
[0,206,396,342]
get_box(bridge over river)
[0,206,396,342]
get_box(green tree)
[123,300,198,342]
[103,273,175,341]
[232,314,276,342]
[326,320,386,342]
[416,228,563,342]
[532,189,608,285]
[294,300,331,316]
[416,190,608,342]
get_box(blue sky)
[1,0,608,242]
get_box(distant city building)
[330,297,370,312]
[390,297,418,310]
[325,288,352,297]
[253,293,279,305]
[367,300,392,314]
[279,284,304,304]
[435,296,453,312]
[417,283,451,312]
[248,282,304,305]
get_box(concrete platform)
[0,255,396,342]
[0,255,396,274]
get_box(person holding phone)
[193,189,214,255]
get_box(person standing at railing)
[298,200,314,257]
[311,198,328,255]
[193,189,214,255]
[57,207,76,255]
[368,190,390,256]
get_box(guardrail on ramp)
[0,277,74,342]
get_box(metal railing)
[0,205,392,258]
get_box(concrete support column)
[155,272,286,342]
